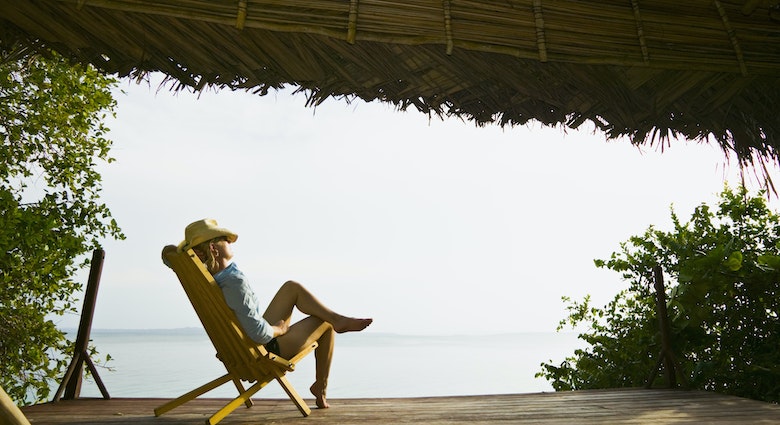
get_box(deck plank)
[21,388,780,424]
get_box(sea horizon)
[65,329,584,401]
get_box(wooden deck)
[21,388,780,424]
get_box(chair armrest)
[266,342,318,372]
[288,342,318,365]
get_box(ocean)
[72,329,584,400]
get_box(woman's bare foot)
[332,316,373,334]
[310,383,329,408]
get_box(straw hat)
[177,218,238,252]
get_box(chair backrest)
[164,248,280,380]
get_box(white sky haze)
[58,74,776,336]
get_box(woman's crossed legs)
[263,281,372,408]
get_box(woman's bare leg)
[264,281,371,408]
[276,316,334,408]
[263,281,372,333]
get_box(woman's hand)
[271,320,289,338]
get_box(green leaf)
[757,254,780,271]
[723,251,743,271]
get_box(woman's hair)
[192,238,220,274]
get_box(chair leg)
[231,378,253,408]
[275,374,312,417]
[154,374,232,417]
[207,378,274,425]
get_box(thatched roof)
[2,1,780,170]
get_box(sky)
[56,73,776,335]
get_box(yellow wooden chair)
[154,247,318,425]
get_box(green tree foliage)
[0,48,124,404]
[538,186,780,403]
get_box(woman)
[169,218,372,408]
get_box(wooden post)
[0,385,31,425]
[645,265,688,388]
[52,249,110,401]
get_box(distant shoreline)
[67,328,581,338]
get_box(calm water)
[73,329,583,400]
